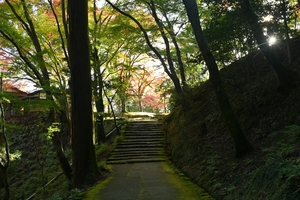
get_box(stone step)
[126,121,161,124]
[108,152,165,159]
[125,135,163,139]
[106,157,166,164]
[126,125,161,128]
[115,143,164,149]
[107,121,165,164]
[124,131,163,136]
[125,128,162,130]
[123,138,163,143]
[111,147,164,152]
[110,149,164,155]
[126,124,161,130]
[125,129,162,132]
[107,155,166,161]
[121,138,163,142]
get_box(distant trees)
[127,67,156,112]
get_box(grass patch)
[83,165,113,200]
[161,161,215,200]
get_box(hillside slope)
[164,36,300,199]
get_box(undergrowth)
[164,36,300,199]
[165,106,300,199]
[0,117,125,200]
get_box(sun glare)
[263,15,273,22]
[268,36,276,46]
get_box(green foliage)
[47,181,70,200]
[167,89,182,110]
[47,122,61,139]
[95,143,109,155]
[0,114,70,200]
[0,0,299,198]
[279,162,300,181]
[95,134,124,158]
[227,125,300,199]
[68,188,86,200]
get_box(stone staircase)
[106,121,166,164]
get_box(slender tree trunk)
[0,168,9,200]
[163,13,187,87]
[59,109,71,146]
[48,109,73,180]
[138,96,143,112]
[0,94,10,200]
[121,97,126,113]
[103,89,120,135]
[51,131,73,180]
[280,0,292,64]
[240,0,295,90]
[182,0,253,157]
[94,71,106,143]
[95,99,106,143]
[106,0,187,107]
[69,0,99,187]
[91,46,106,144]
[149,0,187,88]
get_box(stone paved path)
[84,121,214,200]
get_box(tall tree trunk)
[240,0,295,90]
[182,0,253,158]
[69,0,99,187]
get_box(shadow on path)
[84,162,214,200]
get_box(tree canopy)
[0,0,299,196]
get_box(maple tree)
[0,0,73,181]
[106,0,189,107]
[143,77,167,113]
[126,66,157,112]
[89,0,148,141]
